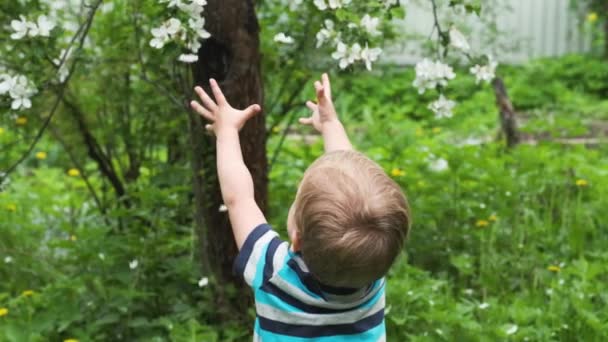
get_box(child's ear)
[291,231,301,252]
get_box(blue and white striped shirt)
[234,224,386,342]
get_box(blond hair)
[293,150,411,288]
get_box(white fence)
[387,0,592,65]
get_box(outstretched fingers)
[322,73,331,97]
[300,101,317,125]
[242,104,262,120]
[306,100,318,112]
[194,86,217,111]
[209,79,227,106]
[191,101,213,121]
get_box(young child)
[191,73,411,341]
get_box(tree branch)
[0,0,104,185]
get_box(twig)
[430,0,449,59]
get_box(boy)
[190,73,411,341]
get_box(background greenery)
[1,51,607,341]
[1,0,608,340]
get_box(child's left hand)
[190,79,261,134]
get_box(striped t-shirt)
[234,223,386,342]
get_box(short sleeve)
[233,223,290,288]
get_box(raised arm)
[190,79,266,249]
[300,73,353,152]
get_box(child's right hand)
[300,73,341,133]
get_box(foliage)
[3,52,608,341]
[0,0,607,340]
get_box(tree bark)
[492,76,520,148]
[190,0,266,318]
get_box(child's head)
[287,150,411,288]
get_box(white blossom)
[274,32,295,44]
[413,59,455,94]
[36,15,56,37]
[160,0,183,8]
[505,324,518,335]
[129,259,138,270]
[429,157,449,172]
[361,14,381,37]
[9,75,37,110]
[165,18,182,36]
[0,74,11,95]
[150,18,182,49]
[150,27,170,49]
[4,256,13,264]
[329,0,351,9]
[314,0,351,10]
[479,302,490,309]
[449,27,470,52]
[188,17,210,39]
[178,53,199,63]
[198,276,209,287]
[315,20,335,48]
[428,95,455,119]
[314,0,328,10]
[53,48,72,83]
[360,45,382,71]
[98,253,105,260]
[470,56,498,84]
[219,204,228,212]
[10,16,30,40]
[332,41,361,69]
[178,1,205,17]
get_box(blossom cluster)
[413,26,498,119]
[413,59,456,95]
[10,15,55,40]
[2,15,57,112]
[0,74,37,110]
[308,3,390,71]
[149,0,211,63]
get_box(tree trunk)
[492,77,520,148]
[189,0,266,319]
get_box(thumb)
[299,117,313,125]
[243,104,261,119]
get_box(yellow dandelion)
[15,117,28,126]
[432,127,441,134]
[0,308,8,317]
[488,214,498,222]
[575,179,588,187]
[35,151,47,160]
[70,235,77,241]
[67,168,80,177]
[6,203,17,212]
[64,339,79,342]
[22,290,34,297]
[587,12,598,23]
[547,265,561,273]
[391,168,406,177]
[0,127,5,135]
[476,219,490,228]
